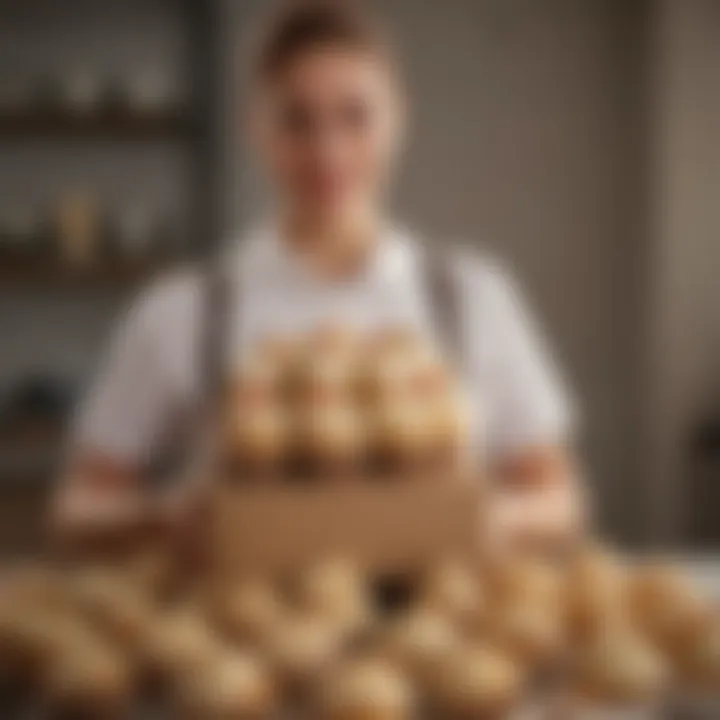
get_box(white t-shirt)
[74,226,573,467]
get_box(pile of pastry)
[225,326,472,479]
[0,546,716,719]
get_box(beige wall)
[646,0,720,543]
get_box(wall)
[645,0,720,544]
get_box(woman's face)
[252,47,404,225]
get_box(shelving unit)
[0,254,175,291]
[0,109,191,140]
[0,0,225,489]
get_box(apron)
[147,242,466,488]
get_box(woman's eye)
[279,103,314,136]
[341,100,371,130]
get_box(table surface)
[665,555,720,597]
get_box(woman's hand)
[51,453,158,555]
[486,446,587,554]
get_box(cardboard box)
[210,473,483,577]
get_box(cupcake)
[307,324,359,358]
[419,561,485,633]
[318,657,415,720]
[382,609,459,684]
[291,404,364,477]
[490,600,566,672]
[673,612,720,692]
[297,558,372,637]
[140,606,221,683]
[41,635,133,718]
[628,562,711,654]
[427,644,525,719]
[367,401,428,473]
[406,352,451,401]
[0,609,74,688]
[69,567,156,655]
[369,326,426,361]
[358,348,414,405]
[227,406,286,476]
[571,627,669,719]
[210,577,284,645]
[564,545,629,643]
[669,611,720,718]
[293,354,356,405]
[255,333,301,367]
[0,563,68,612]
[176,648,276,720]
[485,555,564,608]
[231,353,282,409]
[262,613,342,697]
[422,393,473,468]
[123,546,175,599]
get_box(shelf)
[0,255,172,291]
[0,109,191,140]
[0,422,64,485]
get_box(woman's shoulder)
[124,263,205,337]
[414,234,519,309]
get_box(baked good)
[370,327,426,360]
[423,393,472,464]
[256,333,301,366]
[427,644,525,719]
[368,401,428,470]
[485,555,564,607]
[628,562,710,653]
[69,567,156,656]
[358,350,414,404]
[382,609,459,683]
[263,613,342,695]
[420,561,485,632]
[294,354,356,404]
[574,628,669,705]
[211,577,284,644]
[0,563,69,611]
[0,609,68,686]
[177,649,276,719]
[297,558,372,636]
[671,610,720,693]
[141,606,221,682]
[227,406,286,474]
[292,405,364,473]
[42,635,133,718]
[122,546,175,599]
[407,353,450,400]
[564,545,629,643]
[491,600,566,670]
[307,325,359,358]
[319,658,414,720]
[232,354,281,409]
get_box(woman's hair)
[252,0,396,83]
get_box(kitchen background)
[0,0,717,555]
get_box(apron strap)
[420,242,464,368]
[179,253,236,488]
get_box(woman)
[55,0,584,551]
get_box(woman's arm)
[51,452,151,550]
[462,257,586,552]
[52,275,196,549]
